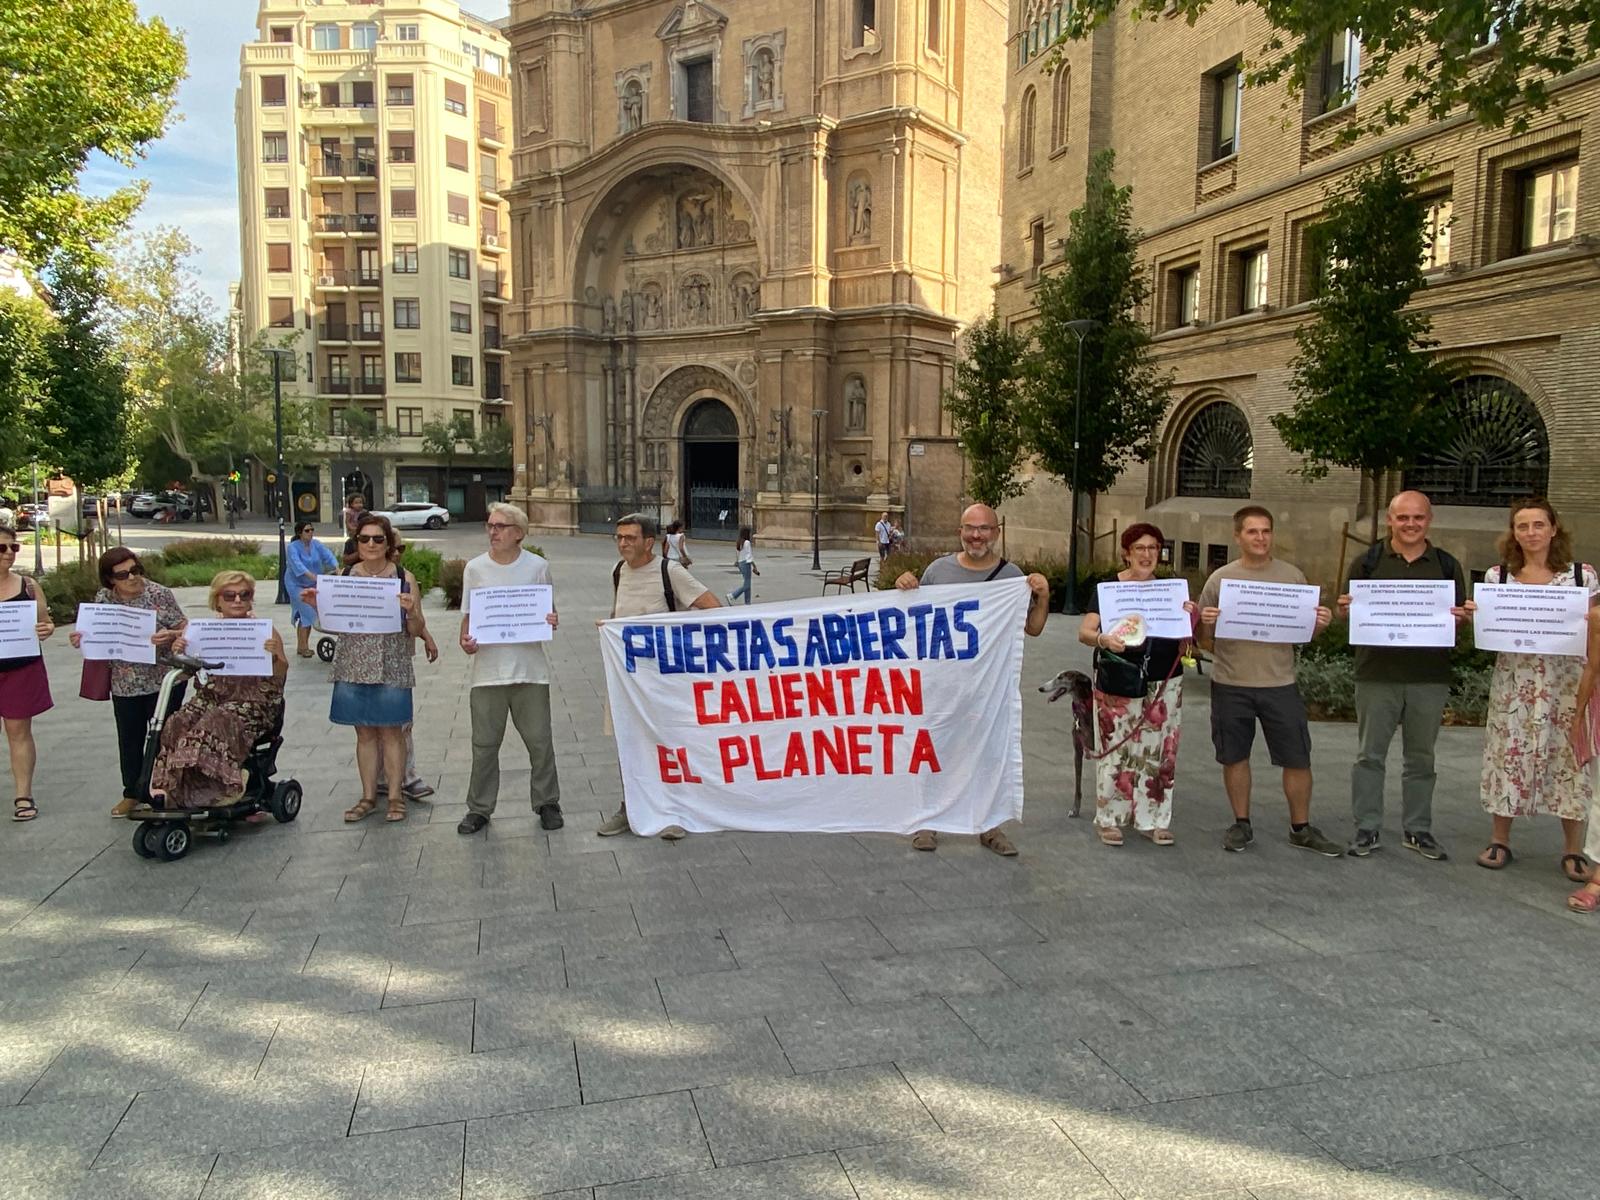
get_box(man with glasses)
[456,503,562,834]
[597,512,721,840]
[893,503,1050,855]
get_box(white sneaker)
[726,592,735,604]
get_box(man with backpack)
[1336,490,1469,861]
[596,512,721,840]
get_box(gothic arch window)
[1404,374,1549,507]
[1050,67,1069,152]
[1176,401,1253,498]
[683,397,740,439]
[1018,86,1037,173]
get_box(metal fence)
[576,486,662,535]
[687,486,744,540]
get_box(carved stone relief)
[639,282,664,330]
[741,30,786,118]
[679,275,711,326]
[676,192,716,248]
[847,177,873,244]
[601,294,617,332]
[614,64,652,135]
[729,272,759,320]
[844,374,867,432]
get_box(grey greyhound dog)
[1038,669,1094,817]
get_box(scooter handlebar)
[158,653,225,673]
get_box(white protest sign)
[315,574,402,634]
[600,578,1032,837]
[184,619,275,677]
[76,603,158,663]
[1473,583,1588,657]
[468,584,554,644]
[0,602,39,659]
[1214,579,1321,644]
[1348,580,1457,649]
[1097,578,1191,641]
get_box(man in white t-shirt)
[597,511,721,840]
[875,512,894,561]
[456,502,561,834]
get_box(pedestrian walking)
[663,520,692,566]
[727,525,759,605]
[597,512,720,840]
[894,503,1050,855]
[1077,523,1193,846]
[0,521,53,822]
[456,503,562,834]
[285,521,338,659]
[875,511,894,562]
[1197,505,1341,856]
[340,492,367,558]
[1336,491,1469,861]
[1474,497,1597,880]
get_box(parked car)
[374,502,449,530]
[129,493,160,518]
[14,503,48,530]
[153,491,195,522]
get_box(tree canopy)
[0,0,187,264]
[1060,1,1596,138]
[943,311,1029,509]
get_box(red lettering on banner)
[890,669,922,715]
[711,724,944,781]
[909,729,941,773]
[846,724,873,774]
[750,735,783,781]
[780,672,805,719]
[862,671,890,715]
[692,682,716,725]
[806,670,837,717]
[658,744,683,783]
[718,737,749,783]
[698,668,927,726]
[836,668,861,715]
[878,724,903,773]
[814,725,848,773]
[782,731,809,776]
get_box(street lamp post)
[810,408,826,572]
[268,349,294,606]
[29,461,43,575]
[1062,318,1101,615]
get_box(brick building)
[994,4,1599,584]
[503,0,1008,546]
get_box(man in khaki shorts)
[1198,505,1341,857]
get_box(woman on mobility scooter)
[148,570,288,808]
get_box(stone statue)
[620,289,635,332]
[755,50,775,103]
[849,180,872,244]
[620,81,643,132]
[601,294,617,333]
[680,278,709,325]
[845,376,867,431]
[731,277,758,318]
[642,286,662,330]
[677,198,697,248]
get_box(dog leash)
[1082,645,1185,762]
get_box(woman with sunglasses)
[148,570,287,808]
[285,521,338,658]
[0,523,54,821]
[304,514,436,823]
[69,549,187,814]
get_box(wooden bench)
[822,557,872,594]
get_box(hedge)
[439,544,544,610]
[1296,622,1494,725]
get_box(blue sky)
[86,0,511,313]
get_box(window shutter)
[268,297,294,327]
[445,136,469,170]
[260,75,286,105]
[266,243,292,272]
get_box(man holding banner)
[1335,491,1468,862]
[1198,505,1341,857]
[456,504,562,834]
[893,503,1050,855]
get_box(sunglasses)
[0,543,19,555]
[220,589,255,603]
[356,534,388,545]
[110,564,145,580]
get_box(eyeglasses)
[1128,543,1161,554]
[220,589,254,602]
[356,534,388,545]
[485,522,516,532]
[0,543,19,555]
[110,565,145,580]
[960,525,997,534]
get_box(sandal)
[344,797,379,823]
[1560,853,1593,883]
[1566,885,1600,914]
[12,798,37,822]
[385,795,408,823]
[1476,842,1513,870]
[1097,825,1124,847]
[910,829,938,852]
[296,648,314,658]
[1138,828,1176,846]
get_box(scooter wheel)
[156,823,191,861]
[271,781,303,823]
[316,637,335,663]
[132,823,156,858]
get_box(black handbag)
[1093,647,1148,698]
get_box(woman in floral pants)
[1077,524,1193,846]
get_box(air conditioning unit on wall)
[317,273,336,286]
[484,234,499,247]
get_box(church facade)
[503,0,1008,545]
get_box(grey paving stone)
[770,881,931,922]
[721,917,896,967]
[353,1040,580,1133]
[95,1071,362,1166]
[767,998,985,1073]
[896,1042,1145,1130]
[839,1120,1120,1200]
[632,897,793,938]
[23,1025,275,1105]
[0,1035,66,1105]
[866,907,1046,954]
[203,1123,466,1199]
[1233,1006,1490,1079]
[10,1156,215,1200]
[1109,965,1324,1025]
[301,920,486,973]
[465,1091,711,1197]
[1082,1025,1330,1102]
[1463,1133,1594,1200]
[476,905,641,956]
[576,1016,791,1103]
[0,1096,133,1177]
[563,929,737,986]
[261,999,475,1073]
[944,981,1162,1049]
[1251,1154,1513,1198]
[473,979,669,1050]
[658,961,851,1024]
[822,948,1018,1005]
[693,1064,938,1166]
[594,1152,857,1200]
[381,947,568,1006]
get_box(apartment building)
[994,4,1599,583]
[503,0,1009,546]
[234,0,514,521]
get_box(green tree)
[1270,153,1459,540]
[0,0,186,265]
[943,311,1029,509]
[1059,2,1593,140]
[473,419,514,468]
[1018,149,1170,540]
[37,253,130,487]
[333,406,395,501]
[421,412,477,506]
[0,291,53,479]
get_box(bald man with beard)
[894,503,1050,855]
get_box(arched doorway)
[681,398,740,539]
[1403,375,1549,506]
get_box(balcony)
[321,378,353,396]
[348,156,379,179]
[352,270,383,288]
[356,377,386,396]
[480,280,508,303]
[352,322,384,342]
[387,148,415,163]
[482,328,507,352]
[318,322,350,342]
[314,270,349,289]
[264,205,290,220]
[351,213,379,234]
[478,174,501,200]
[482,383,505,402]
[478,123,505,147]
[314,214,348,234]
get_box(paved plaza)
[2,532,1594,1199]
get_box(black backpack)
[612,557,677,614]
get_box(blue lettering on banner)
[620,601,987,675]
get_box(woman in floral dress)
[149,570,287,809]
[1475,498,1598,880]
[1077,523,1194,846]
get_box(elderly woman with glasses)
[69,549,187,814]
[285,521,338,658]
[147,570,287,810]
[0,523,54,821]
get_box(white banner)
[184,619,275,677]
[600,578,1032,836]
[1473,583,1588,657]
[76,603,158,663]
[315,574,402,634]
[468,584,554,644]
[0,602,39,659]
[1214,579,1321,644]
[1097,578,1191,641]
[1348,580,1457,648]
